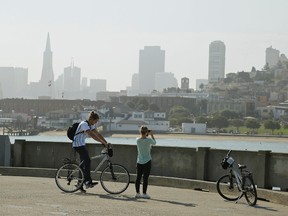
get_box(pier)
[2,128,39,136]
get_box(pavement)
[1,175,288,216]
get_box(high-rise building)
[63,62,81,92]
[154,72,178,92]
[81,77,88,90]
[0,67,28,98]
[266,46,280,67]
[208,41,225,83]
[131,73,139,90]
[139,46,165,94]
[90,79,107,93]
[39,33,55,98]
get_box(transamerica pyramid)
[39,32,55,98]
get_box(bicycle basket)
[221,156,234,169]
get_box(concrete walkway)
[1,175,287,216]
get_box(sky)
[1,0,288,91]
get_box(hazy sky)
[1,0,288,91]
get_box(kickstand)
[235,193,244,204]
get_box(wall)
[0,135,11,166]
[12,140,288,191]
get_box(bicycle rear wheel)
[243,175,257,206]
[55,162,84,193]
[216,174,240,201]
[100,163,130,194]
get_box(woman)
[73,111,110,192]
[135,125,156,199]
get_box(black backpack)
[67,121,86,141]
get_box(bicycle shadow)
[74,192,196,207]
[222,199,278,212]
[253,205,278,212]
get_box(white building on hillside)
[182,123,206,134]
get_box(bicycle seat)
[238,164,246,170]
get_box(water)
[8,134,288,153]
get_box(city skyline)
[1,0,288,91]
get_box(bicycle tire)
[216,174,241,201]
[100,163,130,194]
[243,175,257,206]
[55,162,84,193]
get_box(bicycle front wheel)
[100,164,130,194]
[55,163,84,193]
[216,174,241,201]
[243,175,257,206]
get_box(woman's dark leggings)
[74,146,91,183]
[135,160,151,194]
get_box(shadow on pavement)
[73,191,196,207]
[220,199,278,212]
[254,205,278,212]
[149,198,196,207]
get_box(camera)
[146,130,151,136]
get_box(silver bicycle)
[216,150,257,206]
[55,147,130,194]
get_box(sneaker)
[79,187,86,193]
[142,193,151,199]
[76,182,86,193]
[135,193,142,198]
[84,181,98,189]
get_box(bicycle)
[55,147,130,194]
[216,150,257,206]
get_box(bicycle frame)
[230,167,243,192]
[78,151,111,177]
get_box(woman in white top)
[73,111,110,191]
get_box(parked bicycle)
[216,150,257,206]
[55,147,130,194]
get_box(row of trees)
[123,98,282,134]
[168,105,282,134]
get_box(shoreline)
[35,130,288,143]
[111,133,288,143]
[2,128,287,143]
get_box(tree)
[263,62,270,71]
[196,116,208,124]
[230,119,244,130]
[134,98,149,111]
[251,66,256,72]
[125,101,135,109]
[168,105,193,126]
[220,110,240,119]
[199,83,204,92]
[264,120,281,135]
[211,116,229,129]
[245,119,260,131]
[148,103,160,112]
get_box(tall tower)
[63,60,81,92]
[266,46,280,67]
[208,41,225,83]
[39,32,54,98]
[139,46,165,94]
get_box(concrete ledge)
[1,166,287,206]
